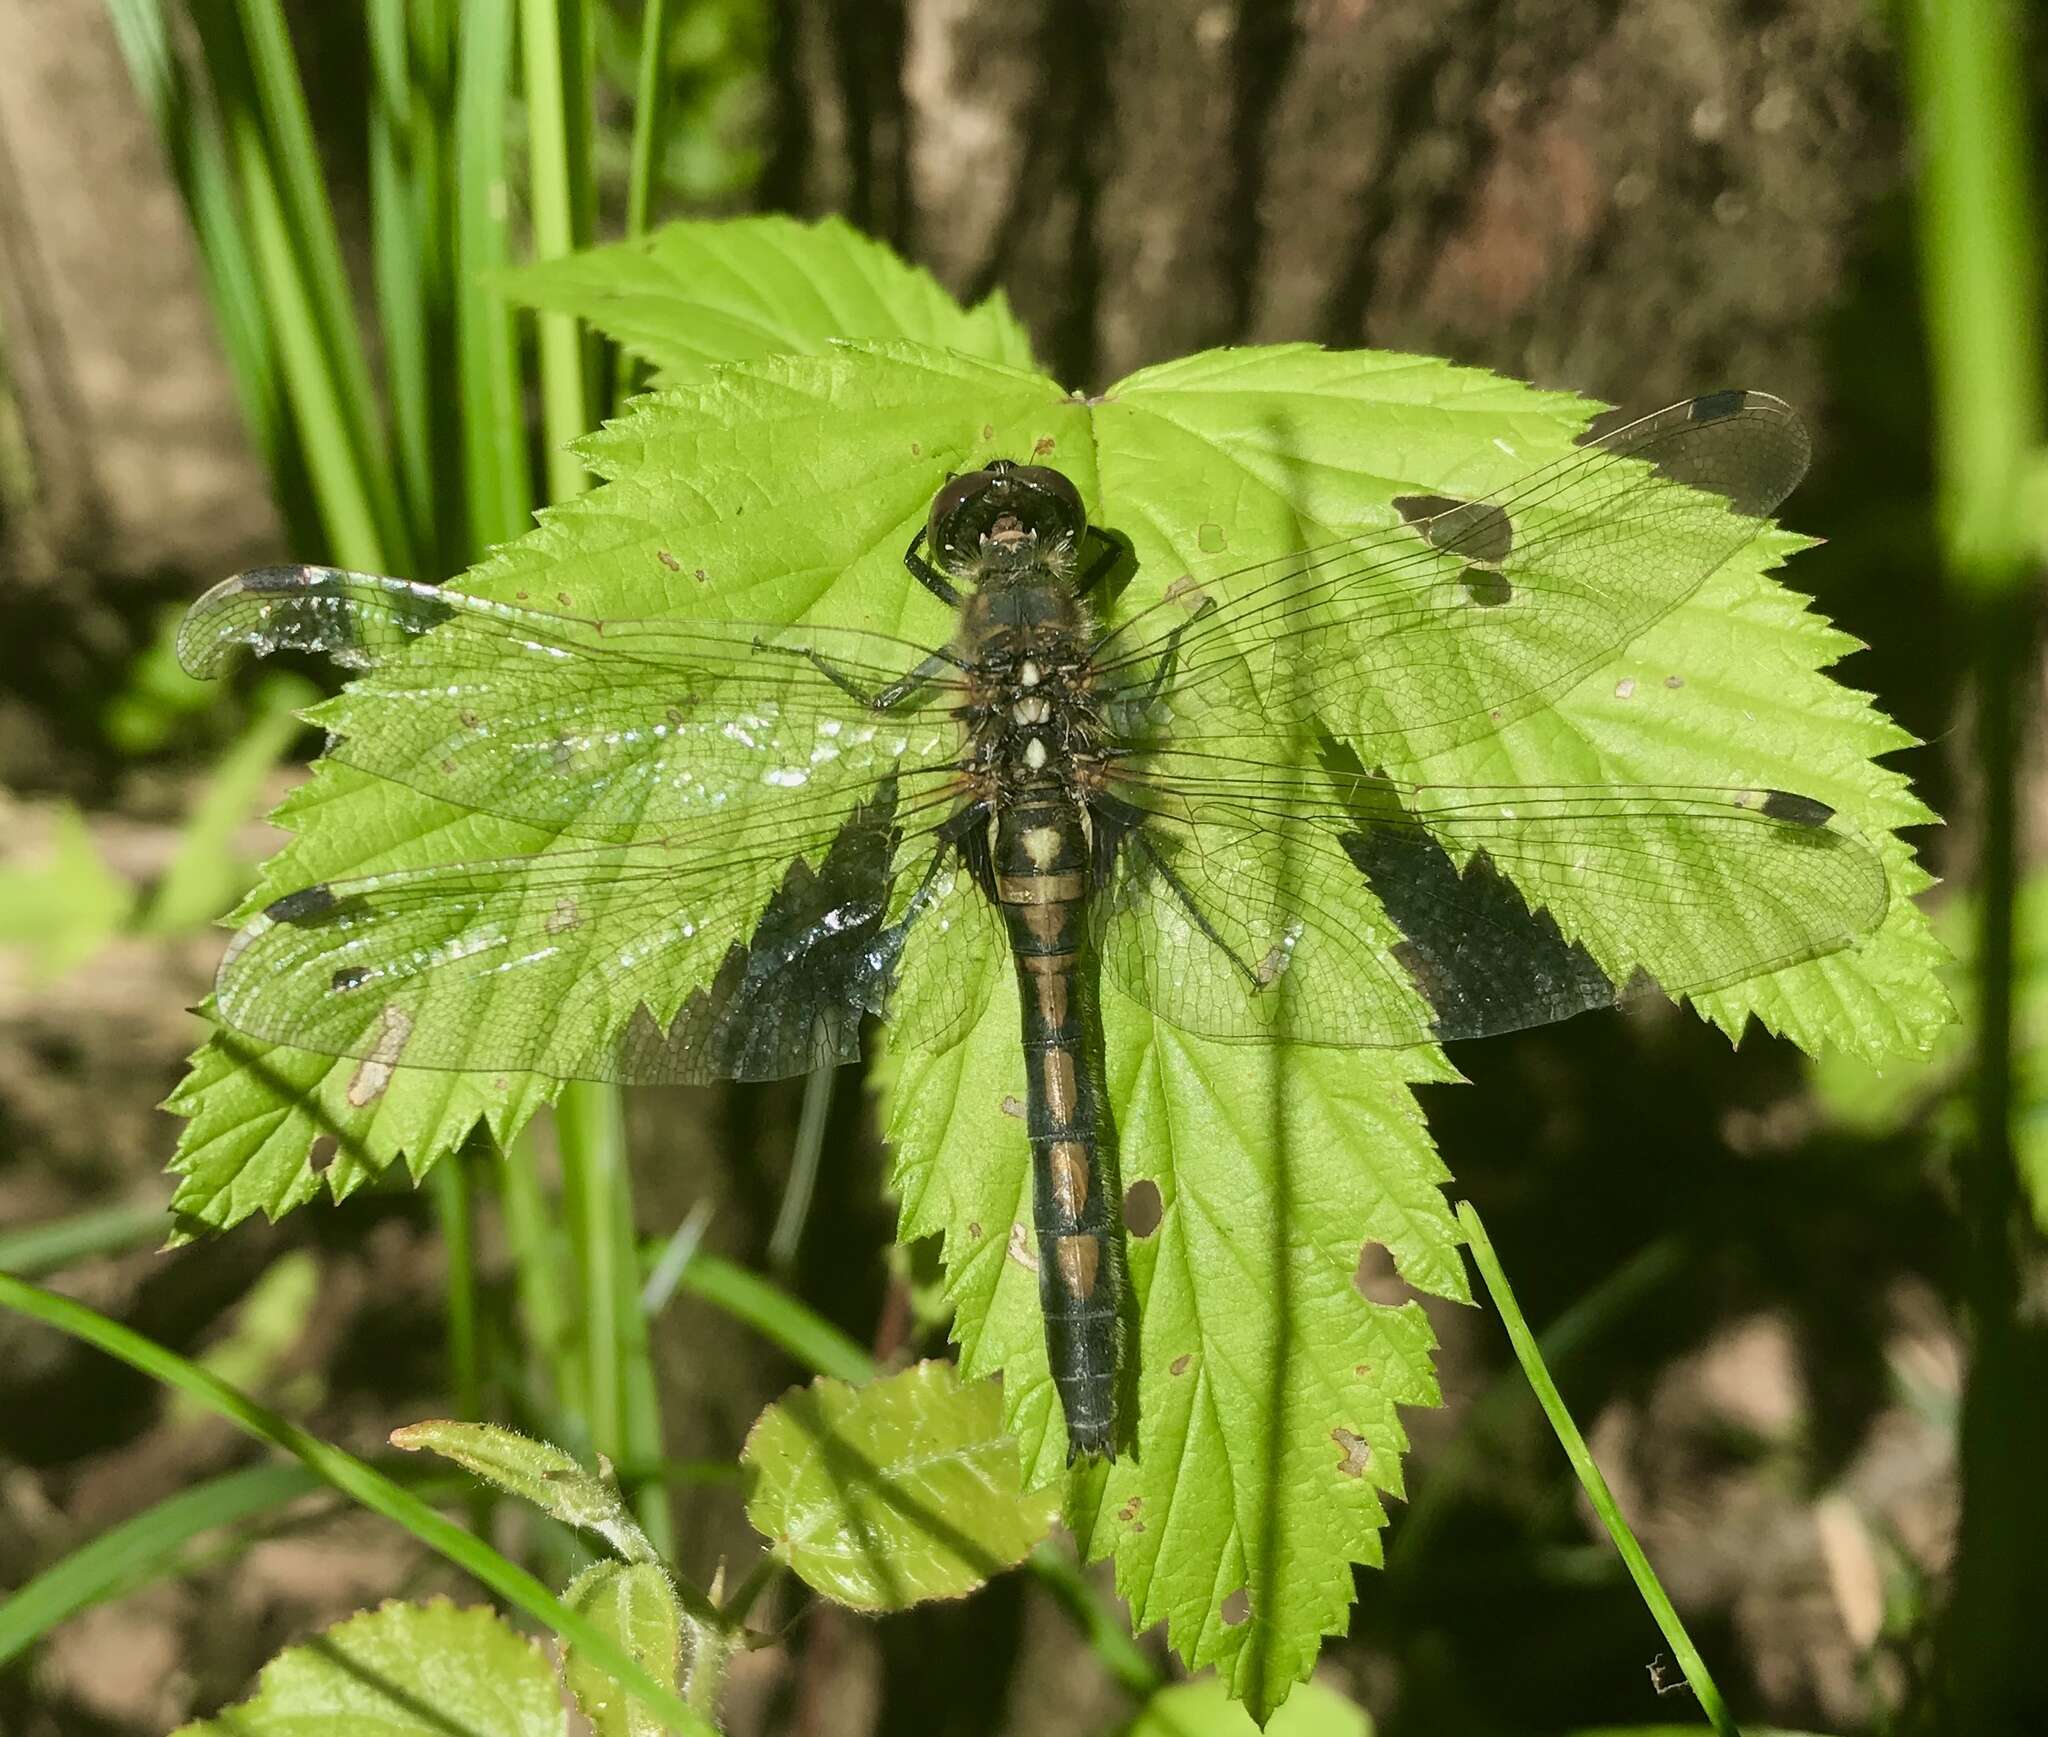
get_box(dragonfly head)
[928,460,1088,586]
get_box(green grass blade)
[454,0,531,552]
[623,0,671,238]
[614,0,673,401]
[0,1273,713,1735]
[366,0,433,563]
[611,1161,672,1555]
[203,72,386,570]
[1457,1202,1741,1737]
[500,1120,573,1415]
[1390,1236,1686,1574]
[521,0,594,499]
[228,0,413,571]
[0,1463,317,1665]
[102,0,286,483]
[0,1199,168,1277]
[432,1150,481,1419]
[557,1081,628,1462]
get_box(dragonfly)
[178,388,1889,1461]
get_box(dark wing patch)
[627,783,904,1082]
[1340,824,1625,1039]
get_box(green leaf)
[503,212,1037,377]
[167,282,1946,1711]
[741,1361,1059,1609]
[1129,1677,1374,1737]
[562,1561,689,1737]
[167,341,1074,1227]
[170,1597,565,1737]
[390,1418,655,1562]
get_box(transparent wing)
[1090,391,1811,765]
[180,566,967,841]
[1096,751,1889,1046]
[210,778,984,1084]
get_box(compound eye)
[930,468,995,534]
[1010,464,1085,525]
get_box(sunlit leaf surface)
[167,218,1948,1719]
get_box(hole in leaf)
[1123,1179,1162,1237]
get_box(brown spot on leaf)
[1170,1353,1192,1377]
[308,1135,339,1173]
[1000,1094,1027,1120]
[1123,1178,1163,1238]
[1331,1427,1372,1478]
[910,440,923,457]
[657,548,681,570]
[1220,1589,1251,1627]
[346,1004,415,1107]
[1033,435,1055,456]
[980,423,995,440]
[1665,673,1685,689]
[1119,1495,1143,1526]
[557,592,572,605]
[968,1221,983,1239]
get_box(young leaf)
[741,1361,1060,1609]
[561,1561,690,1737]
[170,1597,564,1737]
[391,1418,656,1563]
[502,212,1038,378]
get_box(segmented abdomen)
[993,792,1122,1460]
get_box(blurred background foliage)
[0,1,2042,1734]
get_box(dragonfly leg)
[793,645,956,713]
[1134,596,1214,709]
[1126,827,1263,988]
[902,527,965,607]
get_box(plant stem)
[1905,0,2048,1725]
[1457,1201,1740,1737]
[229,0,412,571]
[454,0,531,552]
[557,1080,628,1461]
[522,0,594,500]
